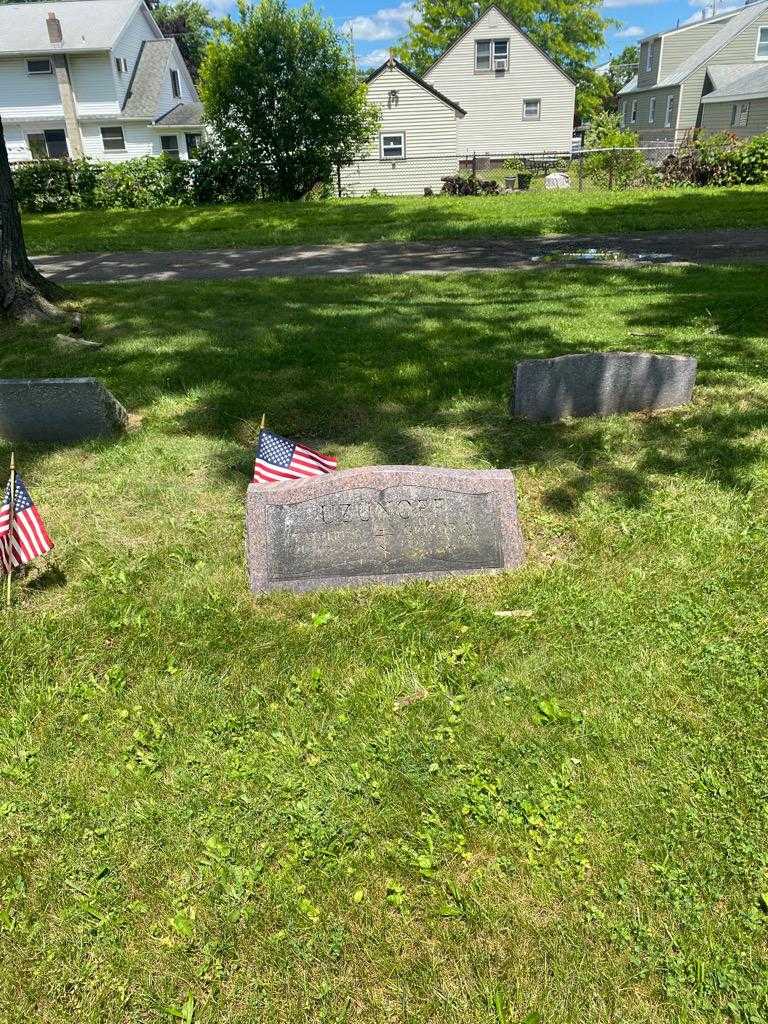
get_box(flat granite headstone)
[0,377,128,443]
[246,466,524,593]
[512,351,696,423]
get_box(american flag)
[0,474,54,572]
[252,429,337,485]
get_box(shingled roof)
[154,102,204,126]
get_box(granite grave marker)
[246,466,524,593]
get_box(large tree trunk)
[0,116,65,321]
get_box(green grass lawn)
[20,184,768,254]
[2,266,768,1023]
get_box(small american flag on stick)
[253,429,337,485]
[0,471,54,573]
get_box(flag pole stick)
[5,451,15,610]
[260,413,266,432]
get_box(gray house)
[619,0,768,143]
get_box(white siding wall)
[69,53,119,116]
[0,56,62,118]
[341,63,459,196]
[80,121,156,161]
[112,7,161,106]
[424,8,575,154]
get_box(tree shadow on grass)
[1,263,766,513]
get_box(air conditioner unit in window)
[494,58,508,71]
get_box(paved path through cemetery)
[34,228,768,284]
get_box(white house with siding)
[0,0,204,164]
[341,5,576,196]
[618,0,768,143]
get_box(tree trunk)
[0,116,65,321]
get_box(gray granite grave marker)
[512,351,697,423]
[0,377,128,443]
[246,466,524,593]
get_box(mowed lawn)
[20,184,768,254]
[2,267,768,1024]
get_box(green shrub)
[92,156,194,208]
[12,158,103,212]
[723,133,768,184]
[584,111,645,188]
[187,141,263,204]
[659,132,768,187]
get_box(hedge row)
[11,145,266,212]
[659,132,768,187]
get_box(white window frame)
[160,134,180,159]
[27,58,53,75]
[755,25,768,60]
[730,101,750,127]
[522,98,541,121]
[631,99,638,124]
[26,128,68,159]
[621,100,628,126]
[170,68,181,98]
[115,57,129,74]
[101,126,126,152]
[645,42,653,72]
[664,94,674,128]
[475,38,509,72]
[649,96,656,124]
[380,131,405,160]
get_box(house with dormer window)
[618,0,768,143]
[340,5,575,196]
[0,0,204,163]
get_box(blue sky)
[206,0,736,69]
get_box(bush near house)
[660,132,768,187]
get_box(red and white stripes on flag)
[0,473,54,572]
[252,428,337,485]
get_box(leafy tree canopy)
[199,0,379,200]
[394,0,611,121]
[605,44,639,98]
[152,0,217,78]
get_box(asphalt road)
[33,229,768,283]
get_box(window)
[756,26,768,59]
[731,101,750,127]
[101,126,126,152]
[522,98,541,120]
[649,96,656,124]
[115,57,129,74]
[27,129,68,159]
[664,94,674,128]
[380,132,405,159]
[160,134,180,159]
[27,58,53,75]
[185,133,201,155]
[475,39,508,71]
[631,99,638,124]
[645,42,653,72]
[170,68,181,98]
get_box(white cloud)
[341,3,419,42]
[616,24,646,36]
[603,0,664,7]
[358,47,391,67]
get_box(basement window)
[380,132,405,159]
[170,68,181,98]
[27,58,53,74]
[101,126,126,152]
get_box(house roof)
[154,102,204,126]
[623,0,768,94]
[423,4,575,87]
[122,38,174,118]
[702,62,768,100]
[0,0,142,55]
[658,1,768,88]
[366,57,466,115]
[638,8,736,46]
[619,75,638,95]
